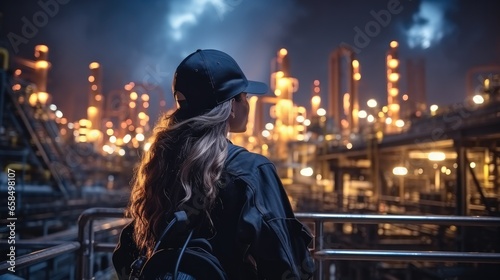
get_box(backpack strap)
[129,211,190,280]
[173,229,194,280]
[153,211,188,252]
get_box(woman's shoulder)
[227,144,272,166]
[225,144,276,178]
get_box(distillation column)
[270,49,299,169]
[328,45,360,137]
[386,41,400,133]
[405,57,427,118]
[85,62,104,147]
[33,45,51,108]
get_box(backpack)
[115,144,244,280]
[128,210,228,280]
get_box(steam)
[406,0,456,49]
[168,0,242,41]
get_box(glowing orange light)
[87,106,98,118]
[352,60,359,68]
[35,45,49,53]
[89,62,100,69]
[37,92,49,105]
[35,60,49,69]
[311,95,321,106]
[79,119,90,127]
[388,58,399,69]
[388,73,400,82]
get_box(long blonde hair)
[127,101,232,257]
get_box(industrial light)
[300,167,314,177]
[428,151,445,161]
[472,95,484,104]
[392,167,408,176]
[367,99,377,108]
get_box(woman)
[113,49,314,279]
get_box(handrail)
[75,209,500,279]
[2,209,499,279]
[315,249,500,263]
[0,209,127,277]
[0,242,80,272]
[0,240,67,249]
[296,212,500,279]
[295,212,500,226]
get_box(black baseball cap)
[172,49,268,116]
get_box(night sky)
[1,0,499,122]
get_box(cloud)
[167,0,244,41]
[405,0,457,49]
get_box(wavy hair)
[127,100,233,258]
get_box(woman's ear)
[230,99,236,118]
[174,91,186,109]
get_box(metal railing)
[0,241,80,275]
[2,208,500,279]
[0,209,128,279]
[76,207,128,280]
[295,212,500,279]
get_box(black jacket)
[113,143,315,279]
[210,144,314,279]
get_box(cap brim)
[245,81,268,95]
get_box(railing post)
[455,141,467,253]
[314,220,324,280]
[77,210,90,280]
[87,220,95,279]
[77,207,126,280]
